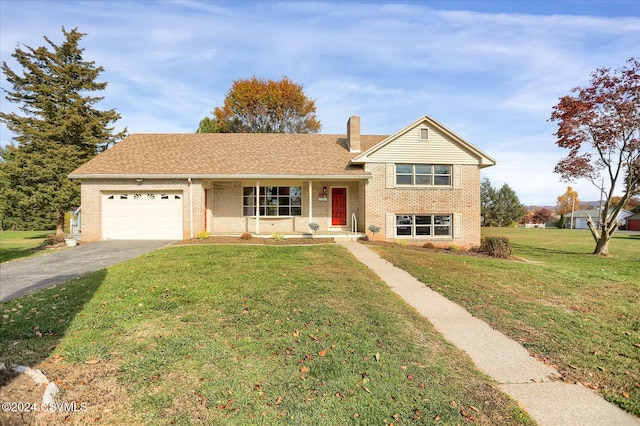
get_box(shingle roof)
[70,133,387,178]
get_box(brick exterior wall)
[206,180,363,234]
[363,163,481,248]
[80,169,480,246]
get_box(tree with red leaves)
[550,58,640,255]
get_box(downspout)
[188,178,194,238]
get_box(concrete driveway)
[0,240,175,303]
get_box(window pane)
[396,164,412,174]
[291,207,302,216]
[280,197,290,206]
[291,187,302,205]
[396,215,413,225]
[420,128,428,139]
[415,164,431,174]
[243,187,254,196]
[266,207,277,216]
[396,175,412,185]
[434,176,451,185]
[415,215,431,225]
[243,196,254,207]
[243,207,254,216]
[434,226,450,236]
[279,207,290,216]
[434,215,450,235]
[396,226,412,236]
[280,187,290,195]
[434,165,451,175]
[415,175,431,185]
[416,226,431,236]
[434,215,450,225]
[266,187,277,196]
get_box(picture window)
[243,186,302,216]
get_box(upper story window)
[420,128,428,140]
[396,164,451,186]
[243,186,302,216]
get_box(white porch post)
[308,180,313,227]
[255,181,260,234]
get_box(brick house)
[69,115,495,247]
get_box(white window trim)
[394,214,453,238]
[395,164,452,187]
[242,185,303,217]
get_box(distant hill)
[525,201,603,214]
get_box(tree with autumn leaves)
[198,76,321,133]
[556,186,581,216]
[551,58,639,255]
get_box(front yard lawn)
[0,230,52,263]
[370,228,640,416]
[0,244,532,425]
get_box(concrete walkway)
[338,241,639,426]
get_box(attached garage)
[102,192,183,240]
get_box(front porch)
[204,178,367,235]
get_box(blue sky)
[1,0,639,205]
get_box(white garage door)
[102,192,183,240]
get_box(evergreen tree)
[480,177,496,226]
[0,27,126,233]
[480,178,526,226]
[495,184,527,226]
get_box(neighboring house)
[69,115,496,247]
[627,212,640,231]
[565,208,634,230]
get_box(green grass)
[0,244,533,425]
[0,230,52,263]
[370,228,640,416]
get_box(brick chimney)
[347,116,361,153]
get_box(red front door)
[331,188,347,226]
